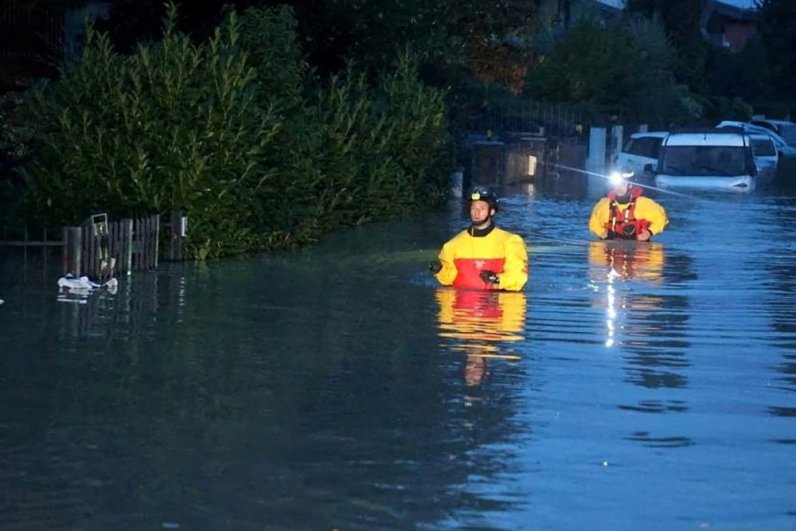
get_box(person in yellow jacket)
[431,188,528,291]
[588,170,668,241]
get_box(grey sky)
[609,0,760,9]
[710,0,758,7]
[721,0,758,8]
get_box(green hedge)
[17,3,450,259]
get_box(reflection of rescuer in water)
[431,188,528,291]
[588,240,666,282]
[435,288,527,387]
[589,240,666,348]
[588,170,668,241]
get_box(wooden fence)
[62,214,160,279]
[0,212,184,279]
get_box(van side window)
[626,137,663,158]
[640,138,661,158]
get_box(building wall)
[724,21,756,53]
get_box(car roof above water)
[664,130,749,147]
[629,131,669,139]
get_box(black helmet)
[468,187,499,212]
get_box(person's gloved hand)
[479,270,499,285]
[428,261,442,274]
[622,224,637,238]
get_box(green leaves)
[22,3,274,258]
[757,0,796,103]
[15,3,451,259]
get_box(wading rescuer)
[431,188,528,291]
[588,170,668,241]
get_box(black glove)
[479,270,499,285]
[622,224,637,238]
[428,261,442,274]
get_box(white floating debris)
[58,274,101,291]
[56,274,118,302]
[161,523,181,530]
[57,274,118,294]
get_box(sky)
[605,0,760,9]
[720,0,758,7]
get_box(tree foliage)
[23,5,277,257]
[757,0,796,106]
[625,0,708,92]
[17,3,451,257]
[91,0,540,93]
[524,18,645,115]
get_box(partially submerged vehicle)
[615,131,669,179]
[749,117,796,147]
[654,130,757,191]
[716,120,796,159]
[749,133,779,184]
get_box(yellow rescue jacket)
[588,192,669,239]
[435,225,528,291]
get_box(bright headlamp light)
[609,170,634,186]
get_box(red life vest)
[603,187,651,240]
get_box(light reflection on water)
[1,179,796,529]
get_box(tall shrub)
[22,3,278,258]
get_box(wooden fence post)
[121,218,133,274]
[168,210,184,261]
[152,214,160,268]
[63,226,82,276]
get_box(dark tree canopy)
[625,0,708,91]
[756,0,796,103]
[91,0,539,84]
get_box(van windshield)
[660,146,747,176]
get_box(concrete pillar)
[586,127,607,196]
[450,169,463,198]
[610,125,623,168]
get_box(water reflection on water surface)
[1,180,795,530]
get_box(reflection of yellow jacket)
[588,241,665,281]
[436,288,526,345]
[588,195,668,238]
[435,226,528,291]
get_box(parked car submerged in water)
[615,131,668,179]
[749,118,796,147]
[654,130,757,192]
[749,134,779,184]
[716,121,796,159]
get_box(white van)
[615,131,668,177]
[654,130,757,191]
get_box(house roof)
[701,0,757,27]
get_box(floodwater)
[1,175,795,530]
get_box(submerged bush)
[262,54,450,245]
[18,3,451,258]
[22,4,276,257]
